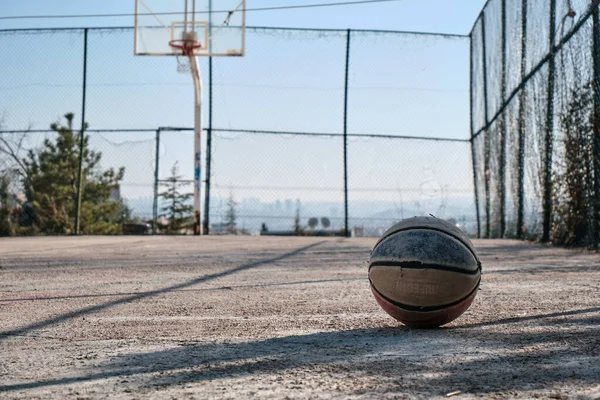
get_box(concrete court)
[0,236,599,399]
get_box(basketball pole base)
[194,211,201,235]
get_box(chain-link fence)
[1,26,473,237]
[471,0,600,247]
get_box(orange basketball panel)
[369,266,480,307]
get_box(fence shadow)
[0,277,365,303]
[0,242,325,342]
[2,306,598,396]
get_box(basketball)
[368,216,481,328]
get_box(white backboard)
[134,0,246,56]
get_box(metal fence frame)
[470,0,600,247]
[1,25,473,236]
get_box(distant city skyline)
[132,191,477,235]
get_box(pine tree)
[159,162,193,234]
[22,113,127,234]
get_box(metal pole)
[343,29,351,237]
[153,128,161,234]
[499,0,507,237]
[481,15,491,238]
[542,0,556,242]
[202,0,213,235]
[75,28,88,236]
[517,0,527,239]
[184,0,189,27]
[190,55,203,236]
[203,56,213,235]
[134,1,139,54]
[470,28,481,239]
[592,4,600,248]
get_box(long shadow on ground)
[0,278,364,303]
[0,242,325,343]
[2,307,599,397]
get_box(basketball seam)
[369,278,481,312]
[368,260,481,275]
[372,226,481,267]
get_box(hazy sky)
[1,1,485,33]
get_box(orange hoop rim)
[169,39,203,55]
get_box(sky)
[0,1,485,33]
[0,1,487,231]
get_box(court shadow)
[0,241,325,342]
[475,243,545,255]
[488,264,600,275]
[461,306,600,328]
[0,277,365,303]
[2,306,599,397]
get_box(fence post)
[517,0,527,239]
[153,128,161,234]
[499,0,507,237]
[481,14,491,238]
[542,0,556,242]
[592,3,600,248]
[343,29,351,237]
[74,28,88,236]
[470,30,481,239]
[203,56,213,235]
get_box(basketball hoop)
[169,39,203,56]
[134,0,247,236]
[169,39,202,73]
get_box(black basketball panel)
[369,229,479,273]
[374,216,478,260]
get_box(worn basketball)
[368,216,481,328]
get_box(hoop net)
[169,39,202,73]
